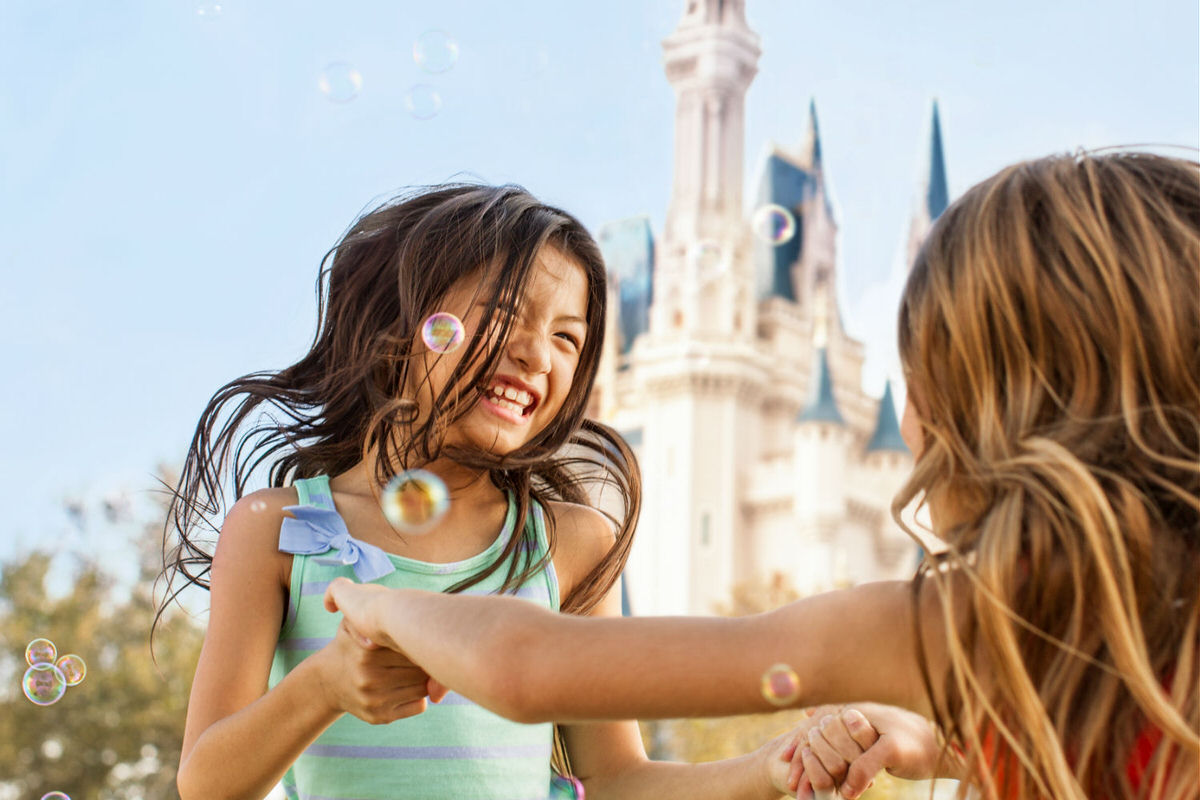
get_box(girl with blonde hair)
[324,151,1200,799]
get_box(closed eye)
[555,331,582,349]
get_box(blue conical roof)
[806,98,823,169]
[865,380,909,453]
[797,347,844,425]
[926,101,949,221]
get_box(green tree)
[0,483,203,799]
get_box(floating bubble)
[249,500,268,513]
[318,62,363,104]
[55,654,87,686]
[41,793,70,800]
[760,663,801,707]
[751,204,796,245]
[421,312,465,354]
[413,30,459,74]
[195,3,222,18]
[382,469,450,533]
[26,638,56,666]
[404,84,442,120]
[23,663,67,706]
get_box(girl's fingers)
[840,708,880,752]
[800,746,836,792]
[817,713,870,764]
[427,678,449,703]
[806,723,851,785]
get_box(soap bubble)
[421,312,465,354]
[413,30,459,73]
[41,793,70,800]
[55,654,87,686]
[760,663,801,707]
[404,84,442,120]
[382,469,450,533]
[26,638,56,666]
[23,663,67,706]
[318,62,363,104]
[751,204,796,245]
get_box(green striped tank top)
[268,476,562,800]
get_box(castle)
[591,0,950,617]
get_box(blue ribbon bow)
[278,504,396,583]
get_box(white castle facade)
[591,0,951,617]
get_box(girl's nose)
[507,326,551,375]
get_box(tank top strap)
[293,475,335,510]
[526,497,561,612]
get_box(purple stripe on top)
[278,636,333,651]
[300,579,332,596]
[304,743,551,760]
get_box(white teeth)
[486,383,533,408]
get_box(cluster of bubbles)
[421,311,465,354]
[751,203,797,245]
[315,29,459,119]
[23,638,87,706]
[759,662,801,707]
[23,642,83,797]
[381,469,450,533]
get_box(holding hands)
[311,581,446,724]
[775,703,943,799]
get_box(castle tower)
[651,0,761,340]
[622,0,764,617]
[905,100,950,269]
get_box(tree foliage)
[0,485,203,799]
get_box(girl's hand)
[759,705,840,797]
[323,577,397,649]
[792,703,940,799]
[310,583,433,724]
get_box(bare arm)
[326,569,941,725]
[542,504,786,800]
[177,492,431,800]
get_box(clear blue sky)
[2,0,1197,561]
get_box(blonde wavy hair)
[894,151,1200,799]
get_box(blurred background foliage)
[0,472,203,800]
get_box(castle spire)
[906,100,950,269]
[800,98,822,170]
[865,380,909,453]
[925,101,949,220]
[797,347,844,425]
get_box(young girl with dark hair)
[162,183,811,800]
[323,152,1200,800]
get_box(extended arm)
[325,576,938,725]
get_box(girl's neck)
[328,452,504,513]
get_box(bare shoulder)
[214,487,299,590]
[545,501,616,596]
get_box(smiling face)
[408,246,590,457]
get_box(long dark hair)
[895,152,1199,799]
[158,183,640,632]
